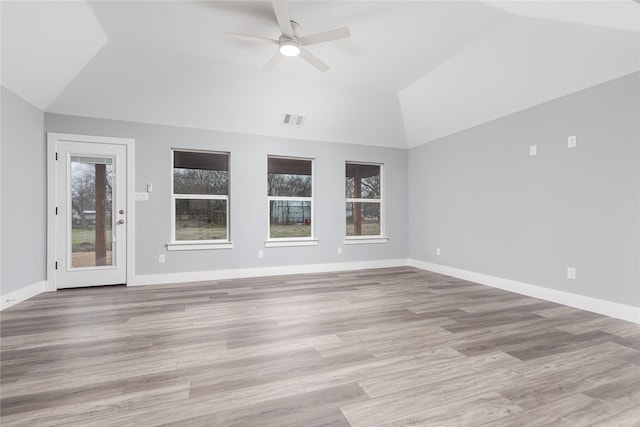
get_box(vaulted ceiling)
[2,1,639,148]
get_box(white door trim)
[47,133,136,291]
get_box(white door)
[52,138,128,288]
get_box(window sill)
[166,241,234,251]
[343,237,389,245]
[264,239,319,248]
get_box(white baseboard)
[1,281,47,311]
[409,259,640,324]
[130,258,410,286]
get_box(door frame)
[47,133,136,291]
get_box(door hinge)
[55,262,58,270]
[55,152,58,161]
[55,207,58,215]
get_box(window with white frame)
[172,150,230,243]
[346,162,383,237]
[267,156,313,240]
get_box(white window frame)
[265,155,318,248]
[167,149,233,251]
[344,161,388,245]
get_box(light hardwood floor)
[1,267,639,426]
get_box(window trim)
[166,241,233,251]
[344,161,386,244]
[169,148,232,249]
[266,155,316,246]
[265,239,319,248]
[343,236,389,245]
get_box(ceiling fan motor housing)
[278,21,301,56]
[227,2,350,73]
[279,38,301,56]
[290,20,301,37]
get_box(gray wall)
[5,72,638,310]
[1,87,46,295]
[45,114,409,276]
[409,72,640,307]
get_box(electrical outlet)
[567,135,577,148]
[567,267,576,280]
[258,250,264,259]
[436,248,441,256]
[158,254,165,264]
[337,247,342,255]
[529,145,537,156]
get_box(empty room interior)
[1,0,640,425]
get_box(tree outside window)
[172,150,230,242]
[268,157,313,239]
[346,163,382,237]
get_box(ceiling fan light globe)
[279,41,301,57]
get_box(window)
[169,150,231,250]
[345,162,387,244]
[267,156,316,246]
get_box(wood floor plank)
[590,406,640,427]
[479,393,596,426]
[2,266,638,426]
[356,351,519,398]
[373,391,523,427]
[161,382,366,427]
[501,359,638,410]
[340,366,524,426]
[510,340,640,379]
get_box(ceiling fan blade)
[298,27,351,46]
[226,32,278,44]
[299,48,330,73]
[263,52,284,71]
[272,1,294,38]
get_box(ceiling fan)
[227,1,351,72]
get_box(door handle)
[118,219,125,225]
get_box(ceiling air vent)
[282,113,305,128]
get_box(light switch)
[529,145,537,156]
[147,183,153,192]
[567,135,577,148]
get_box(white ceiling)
[485,0,640,32]
[400,15,640,145]
[2,1,639,148]
[1,1,108,111]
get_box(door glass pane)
[70,156,114,268]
